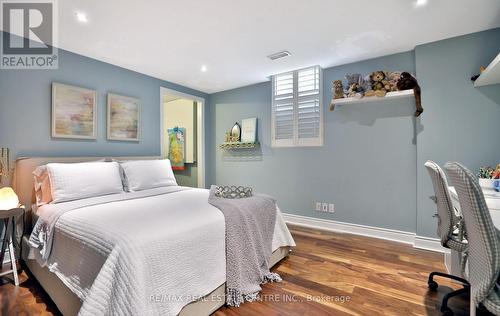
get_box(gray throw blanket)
[208,185,281,307]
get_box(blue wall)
[0,31,208,165]
[208,51,419,233]
[415,28,500,237]
[208,28,500,237]
[1,28,499,238]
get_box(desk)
[445,186,500,275]
[449,186,500,227]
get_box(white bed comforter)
[29,187,295,316]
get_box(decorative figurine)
[230,122,241,142]
[397,72,423,117]
[367,71,389,97]
[333,80,344,99]
[330,80,345,111]
[471,66,486,81]
[344,73,365,98]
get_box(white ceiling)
[16,1,500,93]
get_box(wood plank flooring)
[0,225,492,315]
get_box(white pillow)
[120,159,177,191]
[33,165,53,206]
[47,161,124,203]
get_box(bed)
[13,157,295,316]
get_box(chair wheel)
[428,280,438,291]
[441,307,453,316]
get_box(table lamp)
[0,186,19,210]
[0,186,22,286]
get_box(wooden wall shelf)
[330,89,414,109]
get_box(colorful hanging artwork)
[168,127,186,170]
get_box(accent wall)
[208,28,500,238]
[415,28,500,237]
[0,31,208,173]
[208,51,418,233]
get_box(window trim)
[271,65,323,148]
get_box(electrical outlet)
[315,202,322,211]
[322,203,328,212]
[329,203,335,213]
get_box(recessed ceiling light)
[75,12,88,23]
[415,0,427,7]
[201,65,207,72]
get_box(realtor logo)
[1,0,58,69]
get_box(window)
[271,65,323,147]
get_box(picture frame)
[241,117,257,143]
[51,82,97,139]
[107,93,141,142]
[167,127,186,170]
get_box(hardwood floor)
[0,225,492,315]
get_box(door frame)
[160,87,205,188]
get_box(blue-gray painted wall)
[208,51,418,233]
[1,29,499,238]
[0,31,208,170]
[208,28,500,237]
[415,28,500,237]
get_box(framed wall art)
[52,82,97,139]
[241,117,257,143]
[107,93,141,141]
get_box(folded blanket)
[208,185,281,307]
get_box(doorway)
[160,87,205,188]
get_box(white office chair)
[445,162,500,316]
[425,161,469,316]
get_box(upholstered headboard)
[12,156,161,211]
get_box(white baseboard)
[282,213,447,253]
[414,236,449,253]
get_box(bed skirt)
[21,236,291,316]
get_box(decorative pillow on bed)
[46,161,124,203]
[120,159,177,191]
[33,165,53,206]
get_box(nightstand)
[0,207,24,286]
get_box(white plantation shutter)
[272,71,295,146]
[272,66,323,147]
[297,67,321,145]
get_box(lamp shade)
[0,187,19,210]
